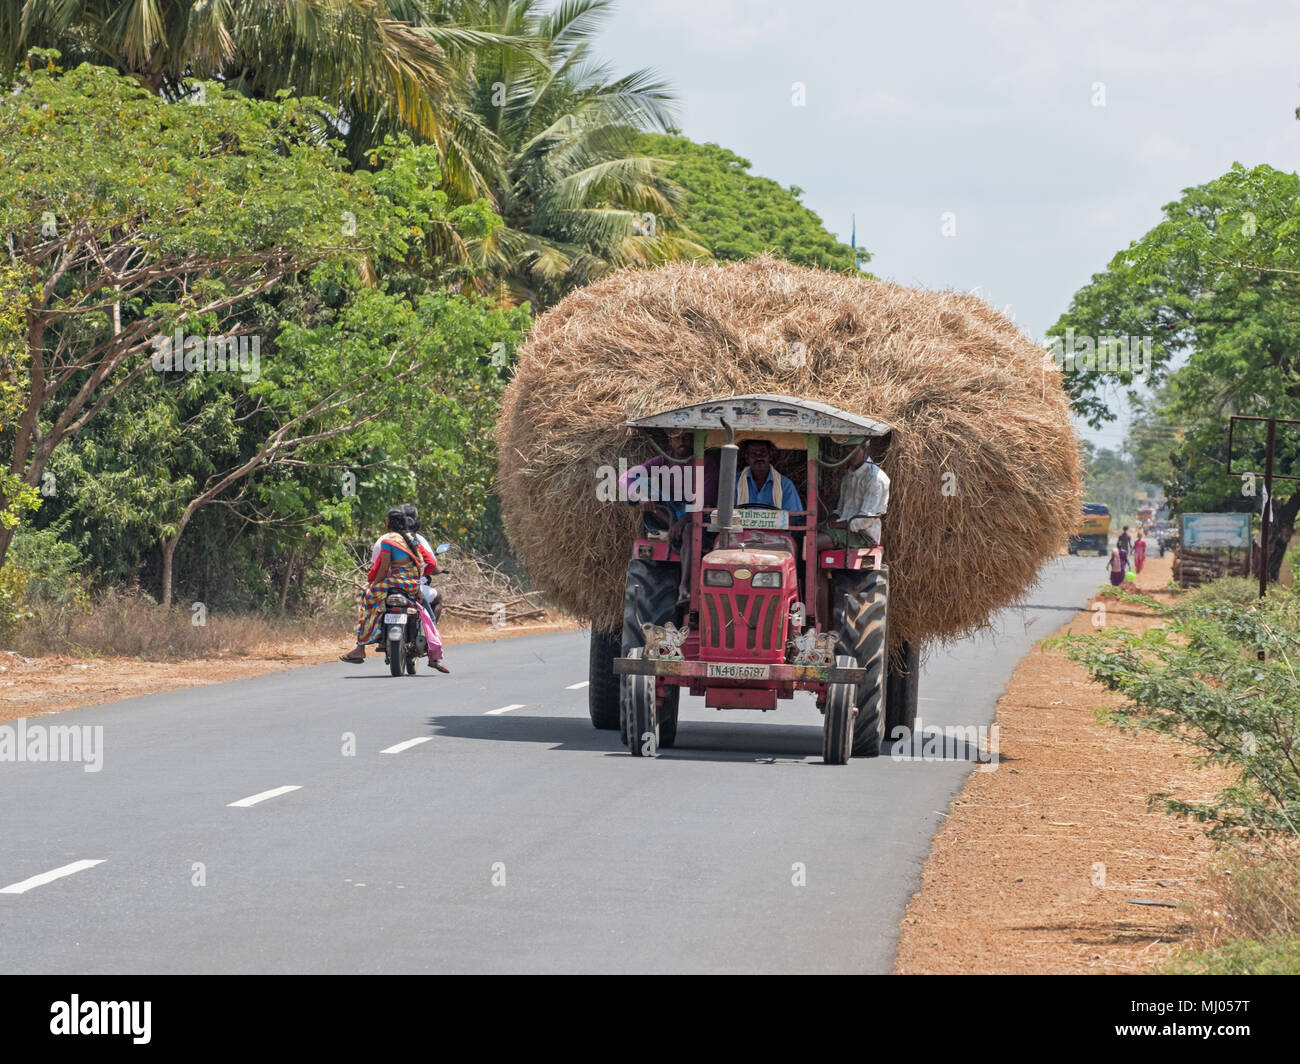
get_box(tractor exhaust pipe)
[715,419,739,535]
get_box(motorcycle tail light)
[386,594,407,606]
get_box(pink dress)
[1108,548,1125,586]
[1133,539,1146,574]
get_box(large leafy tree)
[0,0,528,197]
[633,133,864,270]
[0,61,394,571]
[1050,163,1300,577]
[443,0,706,305]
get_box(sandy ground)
[0,613,582,722]
[894,554,1232,974]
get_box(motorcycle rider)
[359,503,449,672]
[341,508,428,665]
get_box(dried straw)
[496,255,1081,650]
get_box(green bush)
[0,562,30,641]
[1167,937,1300,974]
[7,527,84,605]
[1182,576,1262,609]
[1060,583,1300,837]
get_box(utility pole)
[1227,415,1300,598]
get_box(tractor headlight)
[703,569,733,587]
[751,571,782,588]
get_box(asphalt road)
[1,556,1105,974]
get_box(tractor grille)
[701,590,785,658]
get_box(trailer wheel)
[822,654,856,764]
[623,648,660,757]
[886,640,919,738]
[832,568,888,757]
[588,627,622,730]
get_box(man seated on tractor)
[735,438,802,512]
[817,440,890,551]
[620,428,718,606]
[618,428,717,533]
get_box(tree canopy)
[1051,162,1300,574]
[632,133,864,271]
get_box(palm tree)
[436,0,708,305]
[0,0,526,198]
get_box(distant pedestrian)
[1116,526,1132,569]
[1107,546,1125,587]
[1133,533,1146,574]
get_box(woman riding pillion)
[341,508,449,671]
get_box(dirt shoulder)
[894,554,1231,974]
[1,613,582,722]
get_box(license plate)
[383,613,408,625]
[705,662,771,680]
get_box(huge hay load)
[496,255,1081,653]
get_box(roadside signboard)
[1181,512,1251,549]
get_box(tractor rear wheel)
[588,627,622,730]
[822,654,856,764]
[621,557,681,658]
[832,568,889,757]
[886,640,919,737]
[621,556,681,748]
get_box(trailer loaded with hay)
[495,256,1081,762]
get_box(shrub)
[1061,583,1300,837]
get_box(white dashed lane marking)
[227,785,302,808]
[485,704,525,716]
[381,737,432,754]
[566,681,589,690]
[1,859,105,895]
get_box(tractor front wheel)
[822,654,857,764]
[623,648,660,757]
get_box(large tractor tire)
[620,557,681,746]
[886,640,920,738]
[832,568,889,757]
[822,655,857,764]
[588,627,622,730]
[621,557,681,657]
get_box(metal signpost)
[1227,415,1300,599]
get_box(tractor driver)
[735,439,802,512]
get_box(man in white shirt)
[817,442,890,550]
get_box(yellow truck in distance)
[1068,502,1111,555]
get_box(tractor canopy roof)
[627,395,891,440]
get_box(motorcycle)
[378,542,450,677]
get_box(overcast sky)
[593,0,1300,450]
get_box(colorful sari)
[355,533,424,643]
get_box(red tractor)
[588,395,920,763]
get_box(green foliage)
[1167,936,1300,974]
[0,265,40,531]
[1059,584,1300,837]
[0,0,532,197]
[634,133,865,271]
[452,0,706,305]
[1080,442,1156,528]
